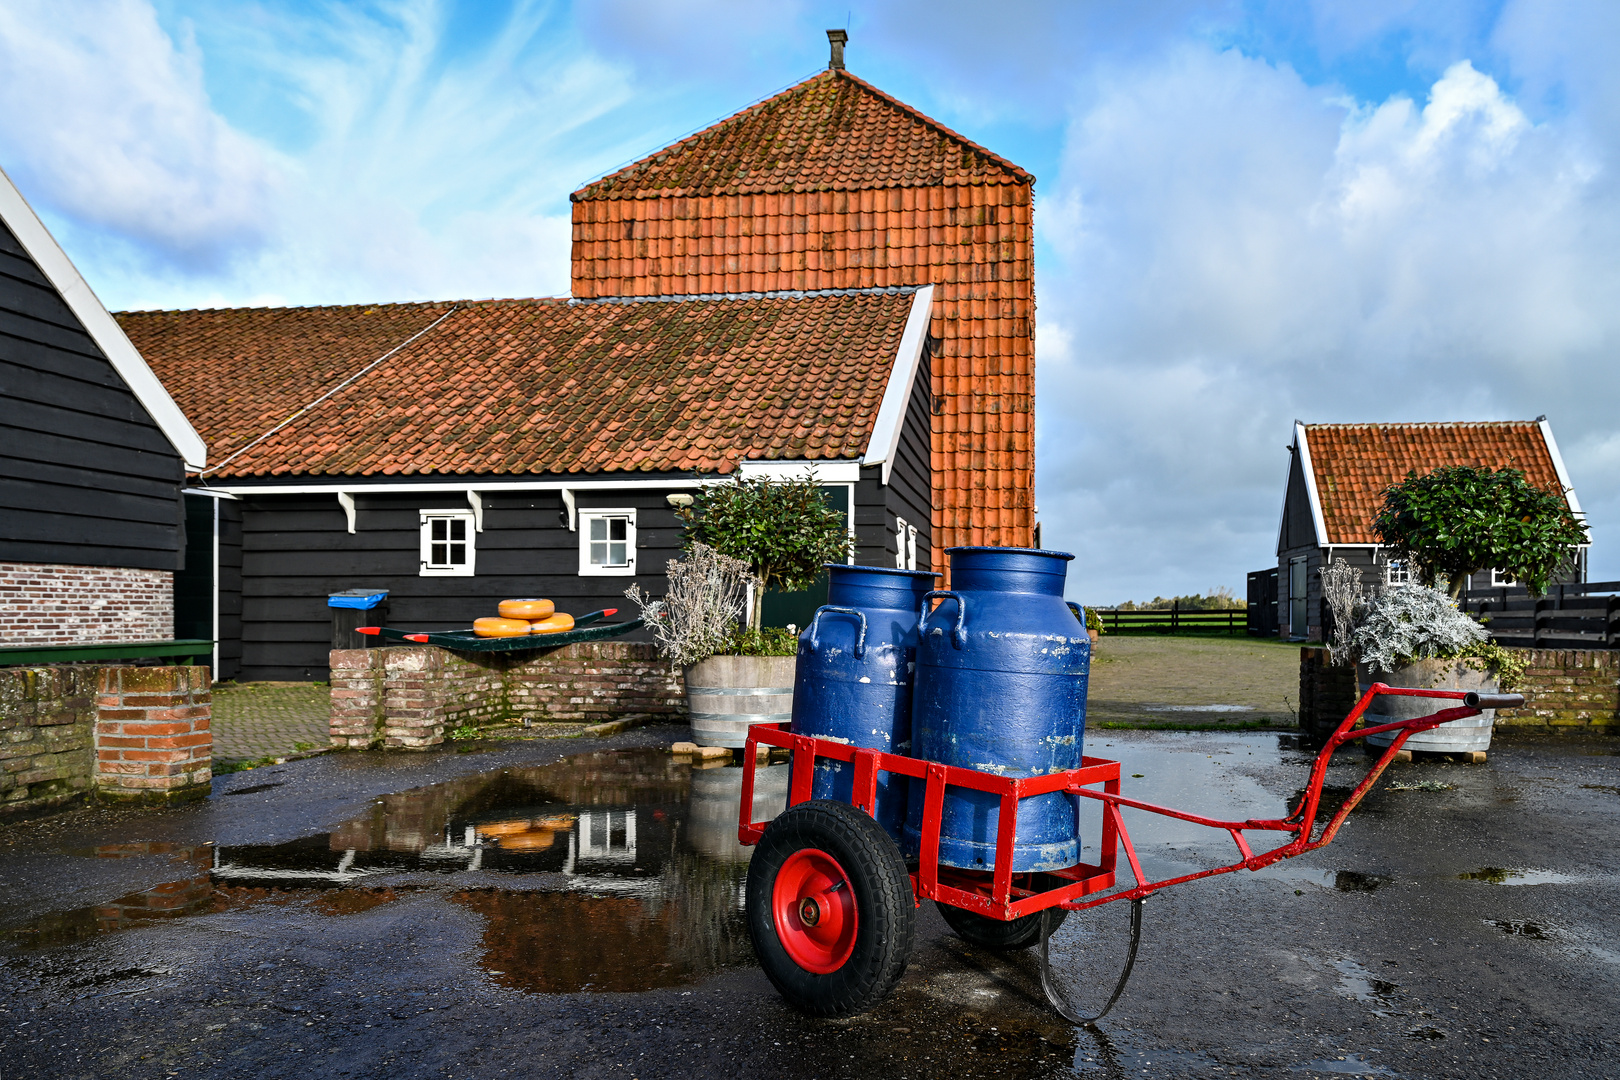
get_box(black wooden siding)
[218,498,244,681]
[879,346,933,570]
[0,220,184,571]
[233,488,687,680]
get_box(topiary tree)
[1372,465,1588,599]
[676,473,852,629]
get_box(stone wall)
[0,664,211,815]
[1493,649,1620,732]
[1300,646,1619,739]
[0,666,97,814]
[0,562,173,646]
[329,642,684,750]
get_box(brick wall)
[0,664,211,814]
[0,562,174,646]
[330,642,684,750]
[1299,646,1620,738]
[94,666,213,803]
[1493,649,1620,732]
[1298,647,1360,742]
[0,666,97,813]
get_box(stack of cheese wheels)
[471,599,576,637]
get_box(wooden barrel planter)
[682,655,796,749]
[1357,658,1499,753]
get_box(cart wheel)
[746,799,914,1017]
[937,901,1067,950]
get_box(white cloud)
[0,0,278,268]
[1037,43,1620,602]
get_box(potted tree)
[629,475,851,748]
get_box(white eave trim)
[861,283,933,486]
[1294,421,1331,548]
[194,470,856,497]
[735,460,862,483]
[1538,416,1585,521]
[0,165,208,470]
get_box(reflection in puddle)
[1291,1053,1401,1075]
[1487,919,1550,939]
[1457,867,1581,886]
[9,750,790,995]
[1332,957,1399,1008]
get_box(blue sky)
[3,0,1616,602]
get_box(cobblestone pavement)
[211,681,330,763]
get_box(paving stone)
[211,681,330,763]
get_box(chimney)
[827,29,848,70]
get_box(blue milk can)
[790,564,938,839]
[904,547,1091,871]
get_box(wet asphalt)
[0,725,1616,1080]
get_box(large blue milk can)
[904,547,1091,871]
[790,564,937,840]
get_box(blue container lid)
[823,563,939,579]
[945,546,1075,562]
[328,590,389,610]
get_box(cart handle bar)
[738,684,1523,920]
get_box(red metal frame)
[739,684,1500,920]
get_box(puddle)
[1292,1053,1400,1075]
[1456,867,1581,886]
[1262,867,1393,892]
[8,749,790,995]
[1140,704,1256,714]
[1332,958,1399,1006]
[225,782,285,796]
[1487,919,1550,939]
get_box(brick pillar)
[94,666,212,803]
[1299,647,1358,743]
[329,648,385,749]
[383,647,448,749]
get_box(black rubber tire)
[746,800,915,1017]
[938,901,1067,950]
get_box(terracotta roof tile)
[1303,422,1569,545]
[570,75,1036,557]
[117,292,916,480]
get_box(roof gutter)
[863,284,934,485]
[0,166,208,470]
[1295,421,1330,547]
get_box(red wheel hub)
[772,847,858,974]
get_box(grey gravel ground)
[0,725,1615,1079]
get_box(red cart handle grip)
[1464,692,1524,710]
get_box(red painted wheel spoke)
[773,848,859,974]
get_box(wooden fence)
[1091,604,1247,635]
[1461,579,1620,650]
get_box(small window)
[420,510,475,577]
[579,509,636,576]
[1491,568,1517,587]
[1385,559,1411,586]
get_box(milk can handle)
[921,590,967,649]
[808,606,867,660]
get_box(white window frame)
[578,508,637,576]
[1491,568,1517,588]
[420,509,476,577]
[1385,558,1412,586]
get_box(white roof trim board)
[1538,416,1585,519]
[862,283,934,486]
[1293,421,1330,548]
[0,166,207,469]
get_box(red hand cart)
[737,684,1523,1019]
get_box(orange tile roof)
[1302,422,1569,545]
[116,291,917,479]
[570,69,1035,557]
[574,69,1031,201]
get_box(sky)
[2,0,1617,604]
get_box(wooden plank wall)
[0,222,184,571]
[235,488,687,681]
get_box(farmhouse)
[1270,418,1586,640]
[0,165,209,655]
[121,289,934,681]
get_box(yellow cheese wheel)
[528,612,576,635]
[498,598,555,620]
[473,616,534,638]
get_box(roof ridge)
[115,297,569,317]
[572,68,1030,201]
[571,285,921,306]
[1303,420,1541,429]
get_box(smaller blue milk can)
[905,547,1091,872]
[790,564,938,839]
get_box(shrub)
[625,543,758,667]
[1349,585,1488,673]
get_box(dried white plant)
[1349,585,1488,674]
[1318,557,1364,667]
[624,542,760,668]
